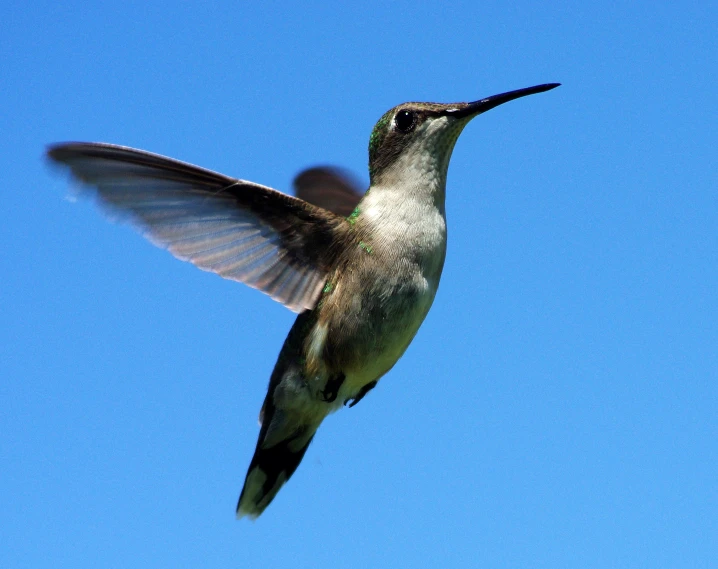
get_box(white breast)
[334,190,448,404]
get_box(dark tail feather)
[236,418,317,519]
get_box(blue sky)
[2,1,716,567]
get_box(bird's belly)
[313,208,447,408]
[332,276,439,404]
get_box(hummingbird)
[47,82,560,519]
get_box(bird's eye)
[394,110,416,133]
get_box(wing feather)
[48,142,349,312]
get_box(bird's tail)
[236,407,321,519]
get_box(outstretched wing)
[48,142,349,312]
[293,166,364,217]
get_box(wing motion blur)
[292,166,363,217]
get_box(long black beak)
[445,83,560,119]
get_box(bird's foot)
[321,373,346,403]
[345,380,377,408]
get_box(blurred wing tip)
[46,141,97,163]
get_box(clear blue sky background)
[2,1,716,567]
